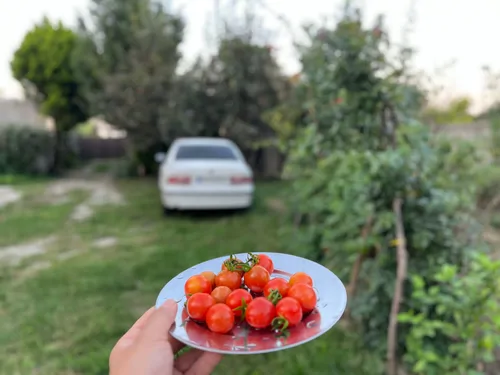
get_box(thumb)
[138,299,178,343]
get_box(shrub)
[400,252,500,375]
[490,213,500,229]
[282,6,497,374]
[474,164,500,210]
[0,125,55,175]
[490,116,500,163]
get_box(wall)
[432,120,491,140]
[0,99,48,128]
[74,137,128,160]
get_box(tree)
[73,0,184,173]
[173,32,290,152]
[166,58,227,140]
[11,18,88,173]
[169,0,290,153]
[421,96,475,125]
[477,65,500,120]
[211,36,289,148]
[283,5,498,374]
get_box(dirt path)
[46,178,124,221]
[0,177,124,269]
[0,186,22,208]
[0,236,55,266]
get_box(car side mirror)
[154,152,166,163]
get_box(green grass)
[0,178,381,375]
[0,174,52,185]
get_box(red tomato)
[201,271,216,288]
[215,270,242,290]
[256,254,274,274]
[288,283,317,313]
[211,286,232,303]
[288,272,314,287]
[225,289,253,317]
[206,304,235,334]
[186,293,216,322]
[221,256,246,276]
[263,278,290,298]
[274,297,303,329]
[184,275,212,297]
[245,297,276,329]
[244,265,270,294]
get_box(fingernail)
[161,299,178,310]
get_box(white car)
[157,137,255,212]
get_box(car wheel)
[162,206,171,216]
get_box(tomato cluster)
[183,253,317,334]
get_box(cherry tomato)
[288,272,313,287]
[215,270,242,290]
[263,278,289,298]
[274,297,303,328]
[288,283,317,313]
[221,256,246,276]
[206,303,235,333]
[186,293,216,322]
[184,275,212,297]
[245,297,276,329]
[255,254,274,274]
[244,265,270,294]
[201,271,216,287]
[211,286,232,303]
[225,289,253,317]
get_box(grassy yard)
[0,177,381,375]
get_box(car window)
[175,145,238,160]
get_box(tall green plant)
[490,116,500,163]
[0,125,55,175]
[174,34,289,151]
[11,18,88,173]
[283,5,494,374]
[399,252,500,375]
[73,0,184,173]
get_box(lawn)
[0,177,381,375]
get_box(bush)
[281,7,498,374]
[400,252,500,375]
[490,116,500,163]
[0,125,55,175]
[475,164,500,209]
[490,213,500,229]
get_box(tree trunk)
[345,216,373,319]
[386,198,409,375]
[50,129,63,175]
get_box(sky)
[1,0,500,113]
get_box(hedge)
[0,124,55,175]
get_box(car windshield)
[175,145,238,160]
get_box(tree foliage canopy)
[11,18,88,131]
[72,0,287,171]
[176,35,289,149]
[11,18,88,172]
[73,0,184,160]
[282,6,499,374]
[422,96,475,125]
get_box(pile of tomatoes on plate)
[183,253,317,334]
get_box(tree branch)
[386,197,408,375]
[347,216,373,296]
[345,216,374,319]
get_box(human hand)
[110,300,222,375]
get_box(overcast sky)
[1,0,499,112]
